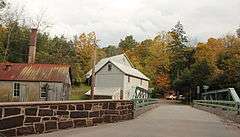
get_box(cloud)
[9,0,240,46]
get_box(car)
[166,95,177,100]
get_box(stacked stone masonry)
[0,100,134,136]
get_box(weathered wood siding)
[96,63,124,88]
[0,81,68,102]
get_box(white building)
[85,54,150,100]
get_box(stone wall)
[193,104,240,124]
[0,100,133,136]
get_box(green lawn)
[70,84,91,100]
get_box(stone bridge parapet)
[0,100,134,136]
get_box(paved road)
[29,104,240,137]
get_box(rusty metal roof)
[0,63,70,83]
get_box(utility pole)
[90,39,97,100]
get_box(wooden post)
[90,41,97,100]
[120,90,123,100]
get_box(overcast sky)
[10,0,240,47]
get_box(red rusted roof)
[0,63,70,83]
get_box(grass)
[70,84,91,100]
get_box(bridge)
[27,102,240,137]
[0,88,240,137]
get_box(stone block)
[86,119,93,126]
[0,129,16,137]
[117,106,123,110]
[51,117,59,121]
[0,115,24,130]
[50,105,58,109]
[128,104,134,110]
[68,104,75,110]
[17,126,35,136]
[73,119,86,127]
[25,107,38,116]
[109,103,117,110]
[39,105,49,108]
[35,123,44,134]
[105,110,119,115]
[121,102,126,105]
[92,117,103,124]
[85,103,92,110]
[58,121,73,129]
[76,104,84,110]
[45,121,57,131]
[25,116,41,123]
[89,111,100,117]
[57,110,69,115]
[42,117,51,121]
[4,107,21,117]
[70,111,88,118]
[102,102,109,109]
[58,105,67,110]
[111,115,120,122]
[103,115,111,123]
[100,110,105,117]
[38,109,53,116]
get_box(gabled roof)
[86,54,150,81]
[110,61,150,81]
[0,63,71,83]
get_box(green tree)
[118,35,138,51]
[237,26,240,38]
[0,0,6,10]
[102,45,120,57]
[168,21,189,53]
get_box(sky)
[9,0,240,47]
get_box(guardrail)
[193,100,240,113]
[193,88,240,115]
[132,98,160,110]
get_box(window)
[13,83,20,97]
[108,64,112,71]
[40,84,49,98]
[128,76,130,83]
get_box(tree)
[168,21,190,86]
[237,26,240,38]
[0,0,6,10]
[126,33,171,93]
[168,21,188,53]
[102,45,120,57]
[118,35,138,52]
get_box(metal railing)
[193,88,240,115]
[132,98,160,109]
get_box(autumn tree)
[74,32,106,83]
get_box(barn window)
[128,76,130,83]
[13,83,20,97]
[108,64,112,71]
[40,84,49,98]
